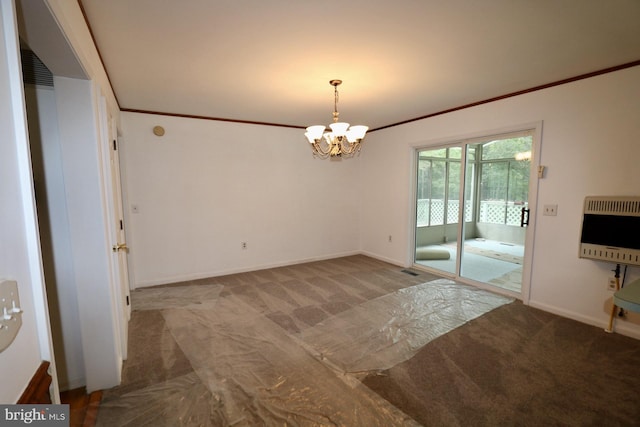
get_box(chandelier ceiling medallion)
[304,79,368,159]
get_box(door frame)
[409,121,543,304]
[0,0,60,402]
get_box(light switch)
[0,280,23,352]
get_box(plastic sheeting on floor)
[130,284,224,311]
[160,296,420,426]
[299,279,513,375]
[97,372,221,426]
[98,278,512,426]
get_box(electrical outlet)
[543,204,558,216]
[607,277,617,291]
[241,242,247,250]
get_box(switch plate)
[0,280,23,352]
[543,204,558,216]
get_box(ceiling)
[79,0,640,131]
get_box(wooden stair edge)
[82,390,103,427]
[18,361,52,404]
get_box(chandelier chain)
[333,85,340,123]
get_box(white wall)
[360,66,640,336]
[25,84,85,391]
[0,0,56,403]
[121,113,361,287]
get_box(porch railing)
[417,199,528,227]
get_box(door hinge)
[120,220,123,230]
[113,139,117,150]
[126,295,130,306]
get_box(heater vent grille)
[580,244,640,265]
[584,196,640,216]
[579,196,640,266]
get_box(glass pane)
[462,140,526,292]
[420,148,447,158]
[415,147,458,276]
[481,136,532,161]
[447,162,460,224]
[448,147,462,159]
[508,159,530,203]
[416,159,431,226]
[464,162,474,222]
[507,159,530,225]
[430,161,446,225]
[417,159,431,199]
[479,162,508,224]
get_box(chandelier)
[304,80,368,158]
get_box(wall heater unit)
[579,196,640,266]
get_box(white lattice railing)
[417,199,528,227]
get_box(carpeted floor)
[363,301,640,426]
[96,255,640,426]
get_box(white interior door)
[109,122,131,321]
[98,96,131,359]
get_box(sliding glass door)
[415,147,463,274]
[414,132,533,294]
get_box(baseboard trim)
[133,250,363,288]
[528,300,640,340]
[358,251,408,268]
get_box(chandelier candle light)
[305,80,368,158]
